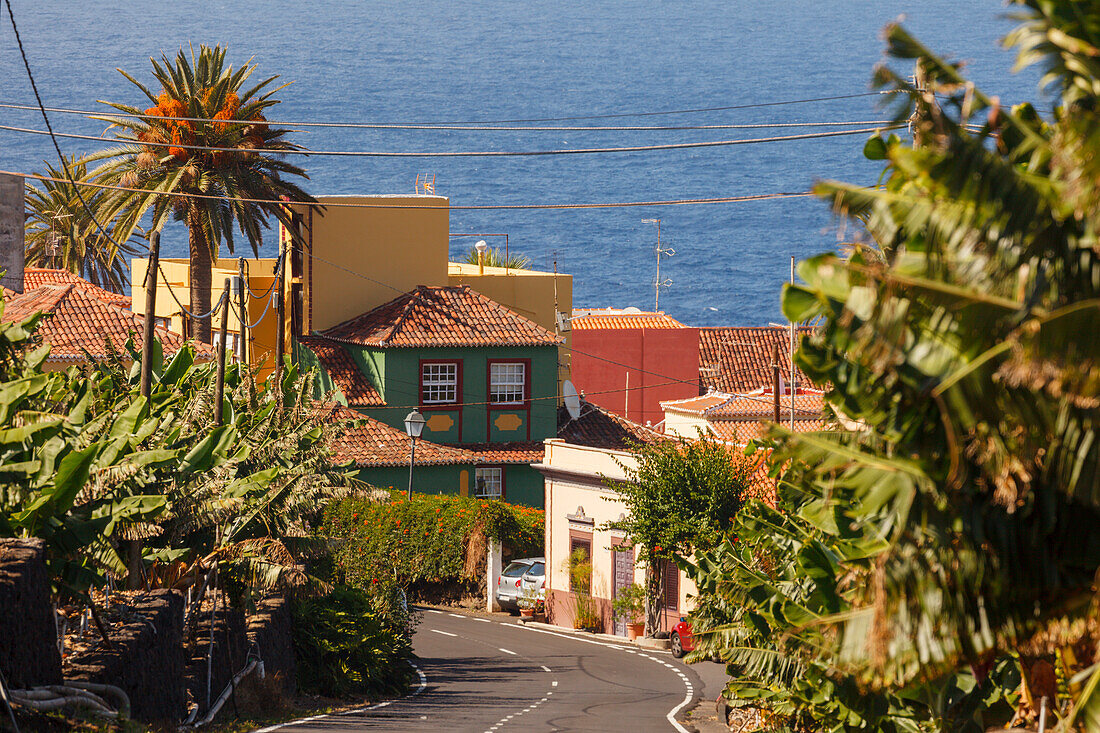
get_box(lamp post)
[475,239,488,275]
[404,409,426,500]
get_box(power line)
[0,91,894,127]
[0,121,905,157]
[7,167,819,210]
[0,100,893,131]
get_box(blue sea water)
[0,1,1041,326]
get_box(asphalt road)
[257,608,722,733]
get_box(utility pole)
[772,344,781,423]
[140,231,160,399]
[273,242,286,392]
[236,262,248,366]
[790,255,796,430]
[214,279,230,425]
[642,219,674,311]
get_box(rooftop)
[570,308,686,331]
[2,283,210,362]
[698,326,816,394]
[298,336,385,406]
[322,405,482,467]
[662,388,825,419]
[557,399,668,450]
[22,268,132,308]
[708,417,827,444]
[321,285,560,348]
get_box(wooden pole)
[139,231,160,399]
[214,279,230,425]
[772,344,781,423]
[273,245,286,392]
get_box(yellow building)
[132,194,572,386]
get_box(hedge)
[326,492,543,590]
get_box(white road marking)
[474,617,492,623]
[431,629,457,637]
[540,665,552,672]
[426,609,445,614]
[551,680,558,687]
[449,613,465,618]
[498,647,517,655]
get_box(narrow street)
[257,608,722,732]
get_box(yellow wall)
[130,257,283,383]
[288,195,450,333]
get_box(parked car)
[495,557,545,612]
[670,617,695,658]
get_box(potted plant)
[612,583,646,640]
[564,548,599,631]
[518,586,539,619]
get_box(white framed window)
[490,362,526,404]
[421,362,458,404]
[475,467,503,499]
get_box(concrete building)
[662,387,827,444]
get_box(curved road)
[258,607,712,732]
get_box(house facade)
[535,402,692,637]
[662,386,827,444]
[301,285,560,507]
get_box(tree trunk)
[644,558,662,638]
[188,209,214,344]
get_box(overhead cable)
[0,122,906,157]
[4,167,818,210]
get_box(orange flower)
[213,108,234,133]
[143,106,162,118]
[168,129,189,161]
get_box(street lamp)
[404,409,426,500]
[475,240,489,275]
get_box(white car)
[496,557,545,612]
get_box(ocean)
[0,1,1041,326]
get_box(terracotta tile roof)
[322,285,560,348]
[557,400,669,450]
[709,418,827,444]
[659,392,731,415]
[663,389,825,419]
[321,405,480,467]
[22,268,132,308]
[2,283,211,362]
[298,336,385,406]
[698,326,817,393]
[571,308,686,330]
[461,442,545,464]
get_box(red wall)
[570,327,700,427]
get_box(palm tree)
[23,157,140,293]
[88,45,316,342]
[462,244,532,270]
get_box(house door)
[612,546,635,636]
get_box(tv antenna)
[415,173,436,194]
[642,218,674,311]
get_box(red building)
[569,308,699,427]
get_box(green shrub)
[326,492,543,591]
[290,585,413,698]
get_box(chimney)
[0,173,25,293]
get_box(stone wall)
[247,595,296,695]
[0,538,62,688]
[65,589,186,723]
[187,599,248,715]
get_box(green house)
[300,285,560,507]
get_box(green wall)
[355,462,545,508]
[360,345,558,444]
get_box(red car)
[670,617,695,658]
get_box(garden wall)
[0,538,62,688]
[66,589,186,723]
[186,599,248,715]
[247,595,296,695]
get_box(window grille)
[422,362,458,403]
[490,362,525,404]
[475,467,503,498]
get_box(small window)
[661,559,679,612]
[490,362,525,404]
[475,467,503,498]
[501,561,531,578]
[527,561,545,577]
[422,362,458,404]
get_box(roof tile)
[557,400,669,450]
[2,283,211,362]
[22,268,132,308]
[698,326,816,393]
[298,336,385,406]
[571,309,686,331]
[322,405,480,467]
[323,285,560,348]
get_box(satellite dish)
[563,380,582,420]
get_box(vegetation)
[290,585,413,698]
[610,582,645,625]
[462,244,532,270]
[88,45,316,342]
[687,2,1100,729]
[564,547,599,631]
[605,436,757,635]
[23,156,140,293]
[326,492,543,601]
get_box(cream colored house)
[535,402,694,637]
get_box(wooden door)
[612,546,635,636]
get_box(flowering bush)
[326,492,543,593]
